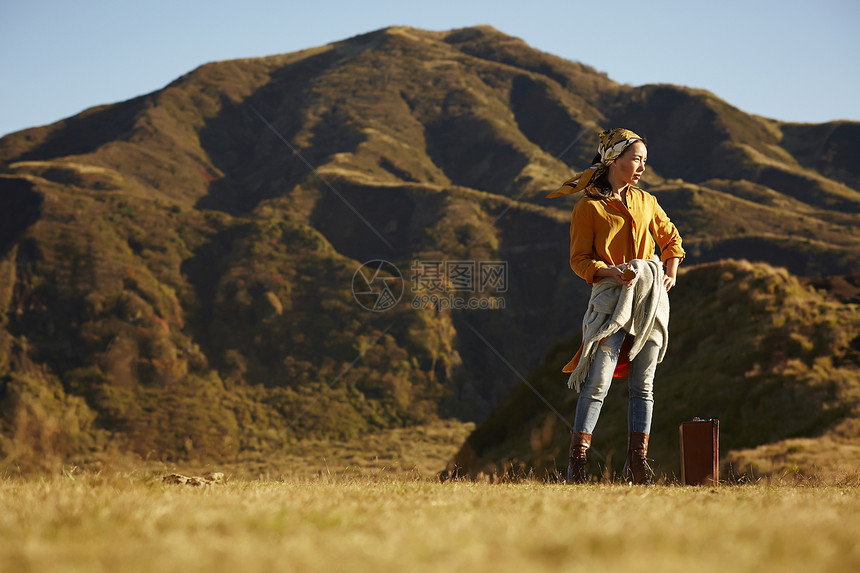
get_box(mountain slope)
[0,25,858,470]
[444,260,860,482]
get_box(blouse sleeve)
[649,198,685,264]
[569,201,608,284]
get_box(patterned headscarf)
[546,128,644,198]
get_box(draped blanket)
[567,258,670,392]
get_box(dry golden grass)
[3,421,860,572]
[727,432,860,482]
[63,419,478,482]
[1,470,859,573]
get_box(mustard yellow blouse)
[569,185,685,284]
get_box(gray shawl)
[567,257,670,392]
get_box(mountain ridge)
[0,25,857,474]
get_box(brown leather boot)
[623,432,653,485]
[567,431,592,484]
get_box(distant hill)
[443,259,860,481]
[0,26,857,471]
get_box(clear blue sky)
[1,0,858,138]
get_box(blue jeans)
[572,330,658,434]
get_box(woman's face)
[609,140,647,187]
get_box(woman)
[547,128,684,484]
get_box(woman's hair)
[585,138,648,199]
[585,153,613,199]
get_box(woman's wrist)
[665,257,680,277]
[664,258,680,291]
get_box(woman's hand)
[595,264,635,286]
[663,274,676,292]
[664,257,680,292]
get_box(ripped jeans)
[572,329,659,434]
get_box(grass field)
[2,421,859,572]
[1,472,859,573]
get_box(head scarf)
[546,128,644,198]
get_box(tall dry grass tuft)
[0,372,98,475]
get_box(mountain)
[0,26,858,473]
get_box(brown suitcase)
[679,418,719,486]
